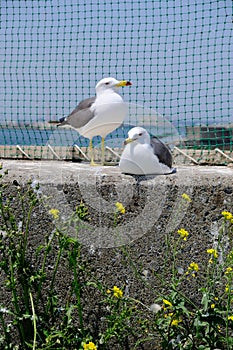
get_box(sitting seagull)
[119,126,176,175]
[58,77,132,165]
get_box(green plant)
[0,171,233,350]
[0,173,136,349]
[0,175,93,349]
[133,198,233,349]
[76,201,89,221]
[98,285,135,347]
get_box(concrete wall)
[1,160,232,247]
[0,160,233,348]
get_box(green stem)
[46,234,63,314]
[0,194,17,233]
[18,205,34,315]
[36,234,55,306]
[113,212,118,228]
[129,297,152,311]
[29,292,37,350]
[73,262,84,333]
[22,204,34,264]
[225,276,232,350]
[119,245,151,288]
[69,242,84,333]
[50,244,62,293]
[171,237,181,285]
[174,287,198,310]
[9,257,26,344]
[133,336,155,350]
[0,312,11,345]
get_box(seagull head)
[124,127,151,145]
[95,77,132,95]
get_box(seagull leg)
[101,137,105,165]
[102,140,119,166]
[89,138,98,166]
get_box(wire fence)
[1,0,232,164]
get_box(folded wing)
[150,136,172,168]
[59,96,96,129]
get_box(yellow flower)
[228,315,233,321]
[171,318,182,326]
[112,286,123,298]
[222,211,233,221]
[211,304,215,309]
[177,228,189,241]
[207,248,218,258]
[225,285,233,293]
[115,202,125,214]
[83,342,97,350]
[225,267,233,275]
[49,208,59,219]
[181,193,192,202]
[188,262,199,272]
[163,299,173,307]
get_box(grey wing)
[151,136,172,168]
[59,96,96,129]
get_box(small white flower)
[17,221,23,231]
[149,303,162,313]
[0,230,7,239]
[0,307,9,313]
[142,269,149,279]
[31,180,42,196]
[177,266,184,275]
[89,244,95,255]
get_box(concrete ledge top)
[1,160,233,185]
[1,159,232,251]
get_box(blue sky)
[0,0,232,133]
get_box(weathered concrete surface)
[0,160,233,349]
[2,159,233,181]
[1,159,232,246]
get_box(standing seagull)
[58,77,132,165]
[119,127,176,175]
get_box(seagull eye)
[105,82,110,85]
[138,133,143,136]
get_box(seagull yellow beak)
[116,80,132,87]
[124,137,134,145]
